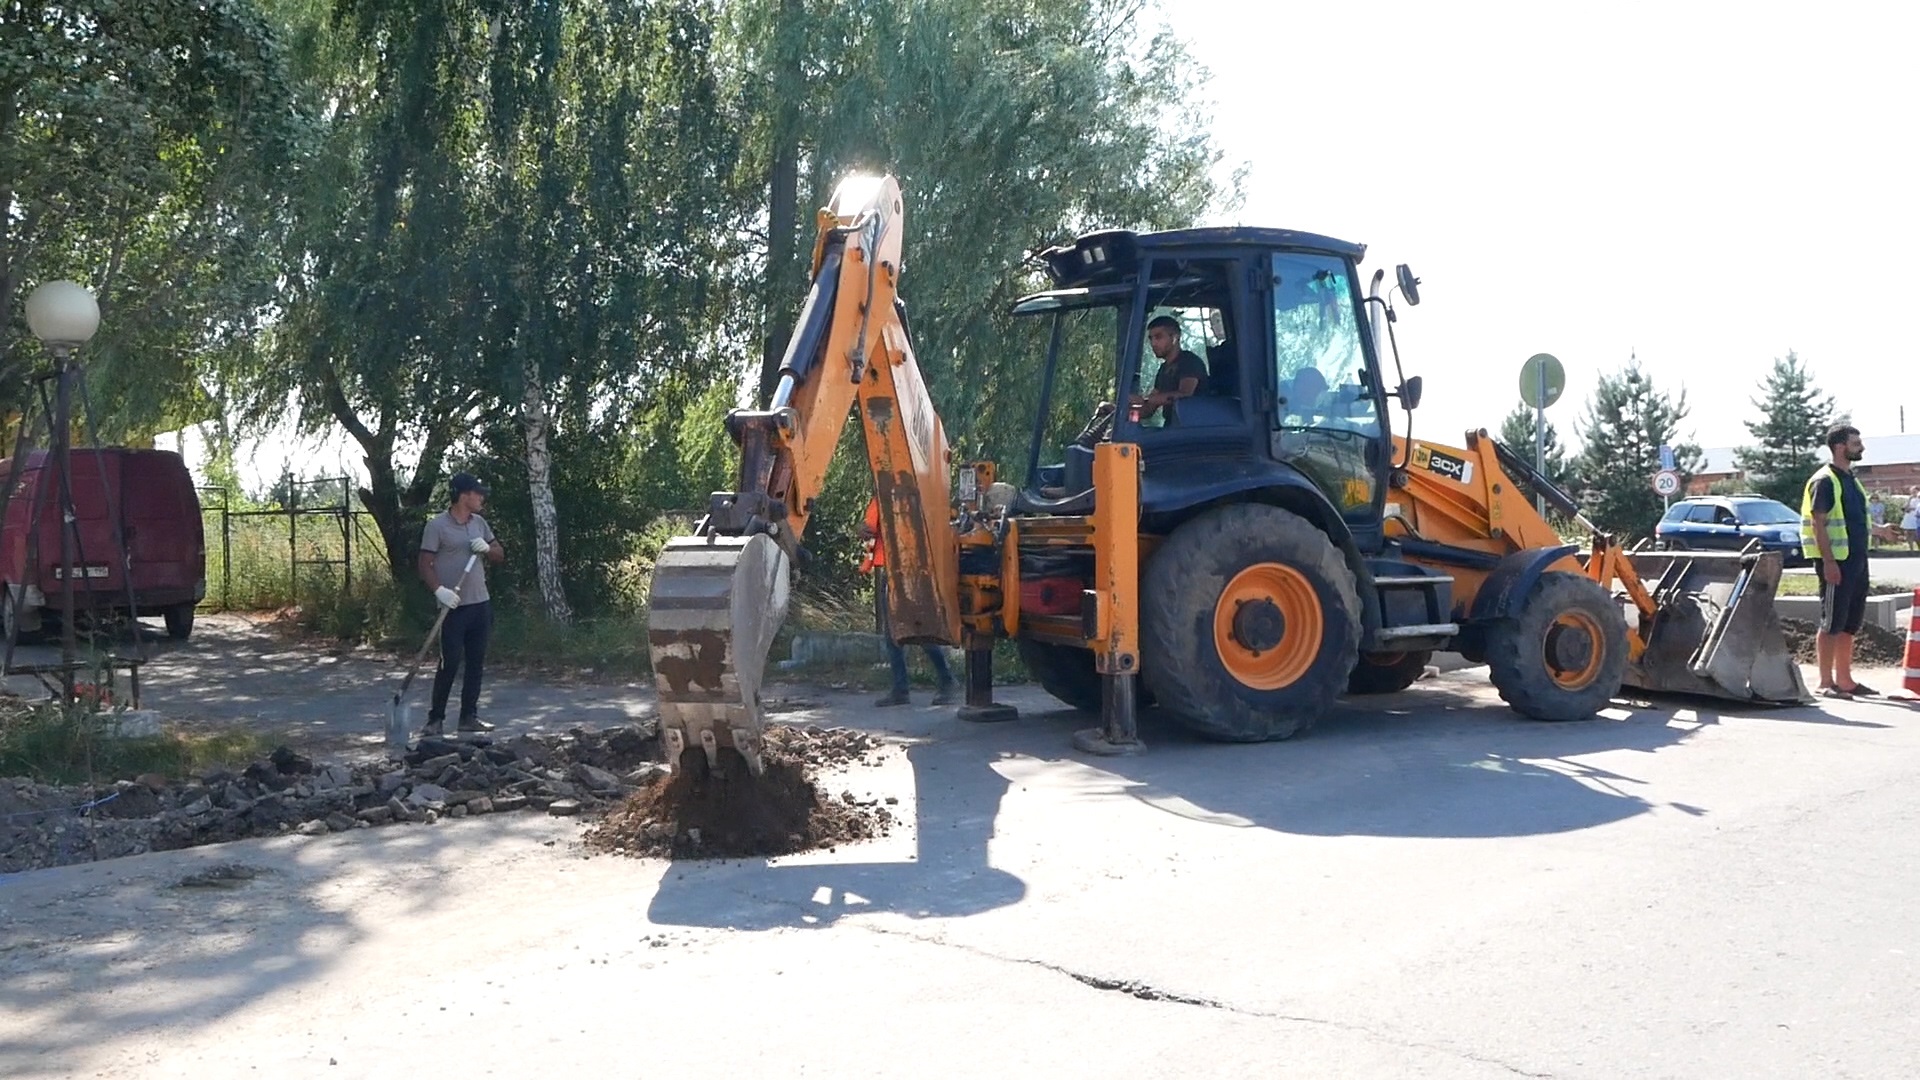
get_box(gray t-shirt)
[421,511,495,604]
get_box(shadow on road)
[0,820,526,1079]
[646,673,1870,931]
[644,735,1026,930]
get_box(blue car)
[1655,495,1806,565]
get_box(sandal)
[1845,682,1881,698]
[1819,686,1853,700]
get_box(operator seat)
[1280,365,1327,422]
[1206,338,1240,397]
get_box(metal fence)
[197,478,390,611]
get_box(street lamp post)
[24,281,101,689]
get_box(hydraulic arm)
[646,174,962,775]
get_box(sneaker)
[1072,403,1116,448]
[874,690,910,708]
[457,717,495,732]
[931,684,959,706]
[420,718,445,737]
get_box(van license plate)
[52,565,110,579]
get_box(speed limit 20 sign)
[1652,469,1681,497]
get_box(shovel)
[388,553,480,751]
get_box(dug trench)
[2,722,895,873]
[1779,618,1909,667]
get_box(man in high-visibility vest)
[1803,424,1897,699]
[860,497,958,707]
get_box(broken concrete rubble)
[0,724,663,873]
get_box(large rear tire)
[1017,638,1102,713]
[1485,571,1628,721]
[1346,649,1434,695]
[1141,503,1360,741]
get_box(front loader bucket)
[645,533,792,775]
[1621,549,1812,706]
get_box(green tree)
[1498,404,1571,491]
[728,0,1232,462]
[243,0,743,606]
[0,0,304,436]
[1732,351,1840,507]
[1574,358,1701,539]
[461,0,742,622]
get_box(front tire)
[1485,571,1628,721]
[1141,503,1361,741]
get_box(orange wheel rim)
[1545,610,1605,689]
[1212,563,1323,690]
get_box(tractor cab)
[1011,228,1419,552]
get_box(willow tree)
[709,0,1232,573]
[1,0,303,436]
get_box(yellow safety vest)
[1800,466,1868,561]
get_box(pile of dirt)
[1779,618,1909,667]
[584,723,894,860]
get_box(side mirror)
[1401,375,1424,410]
[1396,263,1421,306]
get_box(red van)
[0,448,206,642]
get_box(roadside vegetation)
[0,698,274,786]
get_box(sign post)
[1652,468,1681,508]
[1518,353,1566,515]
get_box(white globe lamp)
[24,281,101,352]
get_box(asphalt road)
[0,613,656,758]
[4,665,1918,1078]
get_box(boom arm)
[713,174,961,645]
[647,174,960,775]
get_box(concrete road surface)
[5,664,1919,1078]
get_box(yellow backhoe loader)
[646,174,1808,777]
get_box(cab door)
[1265,252,1388,548]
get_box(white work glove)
[468,536,491,554]
[434,586,461,609]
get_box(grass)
[0,699,275,786]
[1776,576,1909,598]
[201,509,391,613]
[207,510,1038,688]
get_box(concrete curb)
[1775,592,1915,632]
[777,632,964,672]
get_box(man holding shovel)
[417,472,505,734]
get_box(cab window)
[1271,254,1378,437]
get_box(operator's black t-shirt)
[1811,467,1869,567]
[1153,350,1207,395]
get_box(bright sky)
[193,0,1919,491]
[1179,0,1920,454]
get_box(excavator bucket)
[645,533,792,776]
[1620,549,1813,706]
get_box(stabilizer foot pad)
[1073,728,1144,756]
[957,703,1020,724]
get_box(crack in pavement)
[690,877,1555,1077]
[842,922,1554,1078]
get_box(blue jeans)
[877,576,954,695]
